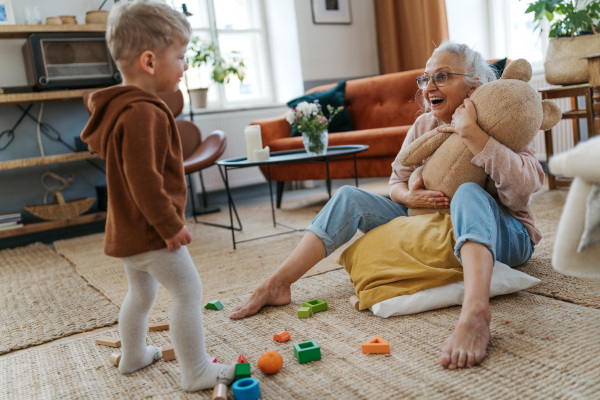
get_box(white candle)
[254,146,270,161]
[244,125,262,162]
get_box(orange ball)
[257,350,283,374]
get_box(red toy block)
[273,330,291,342]
[362,336,390,354]
[207,356,217,363]
[237,354,248,363]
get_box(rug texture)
[0,243,120,355]
[1,269,598,399]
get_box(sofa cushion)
[287,81,354,135]
[489,58,508,79]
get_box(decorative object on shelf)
[24,191,95,221]
[24,7,41,25]
[45,16,62,25]
[59,15,77,25]
[286,100,344,156]
[185,36,246,108]
[311,0,352,24]
[0,0,15,25]
[85,10,109,25]
[523,0,600,85]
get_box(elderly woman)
[230,42,544,370]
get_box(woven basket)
[24,192,95,221]
[544,34,600,85]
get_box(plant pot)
[301,130,328,156]
[188,88,208,109]
[544,34,600,85]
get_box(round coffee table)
[216,145,369,248]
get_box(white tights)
[120,247,234,391]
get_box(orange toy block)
[349,295,360,311]
[110,353,121,366]
[148,322,169,331]
[163,344,176,361]
[237,354,248,363]
[273,330,291,342]
[362,336,390,354]
[96,336,121,348]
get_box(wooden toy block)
[293,340,321,364]
[302,298,328,313]
[235,362,251,380]
[212,383,227,400]
[162,344,176,361]
[362,336,390,354]
[232,377,261,400]
[237,354,248,363]
[148,322,169,331]
[297,306,312,318]
[205,300,224,310]
[96,336,121,348]
[110,353,121,366]
[273,330,291,342]
[207,356,217,363]
[349,295,360,311]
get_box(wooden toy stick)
[162,344,176,361]
[96,336,121,347]
[212,383,227,400]
[110,353,121,366]
[148,322,169,331]
[350,295,360,311]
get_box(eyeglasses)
[416,72,473,90]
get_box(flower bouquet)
[286,101,344,155]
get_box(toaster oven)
[22,33,122,90]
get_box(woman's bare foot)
[439,305,491,369]
[229,277,292,319]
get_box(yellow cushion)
[337,212,463,310]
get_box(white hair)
[432,41,497,87]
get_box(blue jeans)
[306,183,534,266]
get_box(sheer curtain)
[374,0,449,73]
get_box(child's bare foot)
[439,306,491,369]
[229,277,291,319]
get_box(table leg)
[325,159,332,199]
[219,165,237,249]
[267,165,276,228]
[353,154,359,187]
[544,129,556,190]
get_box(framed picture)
[311,0,352,25]
[0,0,15,25]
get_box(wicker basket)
[24,192,95,221]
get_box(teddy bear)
[398,58,562,216]
[548,136,600,278]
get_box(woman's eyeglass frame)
[416,72,473,90]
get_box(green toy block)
[297,306,312,318]
[235,362,251,380]
[294,340,321,364]
[302,298,328,313]
[205,300,224,310]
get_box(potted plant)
[185,37,246,108]
[523,0,600,84]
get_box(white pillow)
[370,261,540,318]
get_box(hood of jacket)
[81,86,169,159]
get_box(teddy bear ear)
[540,99,562,131]
[500,58,532,82]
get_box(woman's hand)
[391,180,450,209]
[437,98,489,156]
[165,225,192,251]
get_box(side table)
[216,145,369,249]
[539,83,594,189]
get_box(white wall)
[293,0,379,82]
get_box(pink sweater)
[389,112,544,245]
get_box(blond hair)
[106,0,191,63]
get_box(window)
[171,0,274,108]
[487,0,547,73]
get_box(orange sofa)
[250,67,425,206]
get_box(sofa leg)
[276,181,285,209]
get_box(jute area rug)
[0,243,119,355]
[2,269,598,399]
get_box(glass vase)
[301,129,328,156]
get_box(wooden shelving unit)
[0,24,107,240]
